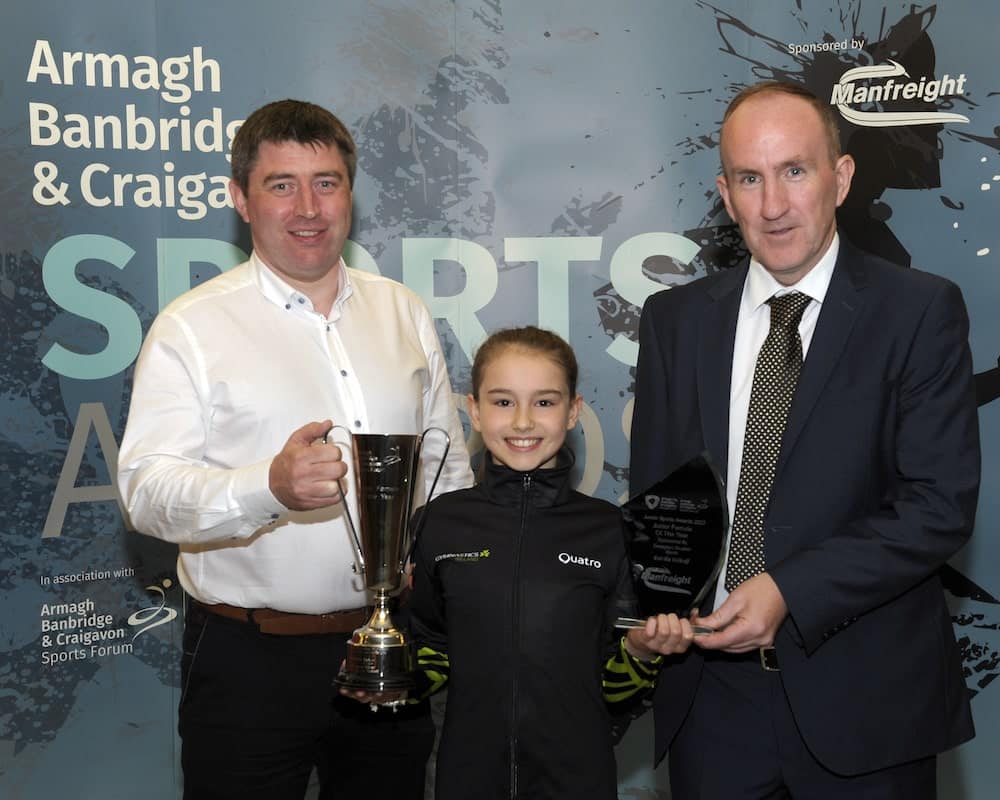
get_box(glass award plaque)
[617,452,729,632]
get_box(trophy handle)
[402,426,451,568]
[326,424,366,575]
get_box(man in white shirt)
[118,99,473,800]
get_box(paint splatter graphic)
[594,0,1000,705]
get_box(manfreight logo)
[830,60,969,127]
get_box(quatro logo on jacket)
[558,552,602,569]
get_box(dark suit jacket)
[630,238,979,776]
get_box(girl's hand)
[624,613,695,660]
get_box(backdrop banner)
[2,2,999,798]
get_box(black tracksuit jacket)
[409,456,645,800]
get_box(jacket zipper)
[509,473,531,799]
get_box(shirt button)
[354,420,362,428]
[297,297,306,304]
[284,303,291,310]
[340,369,348,376]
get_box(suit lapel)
[698,265,746,468]
[778,243,868,473]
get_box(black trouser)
[179,601,434,800]
[669,653,936,799]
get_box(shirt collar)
[745,232,839,312]
[251,252,354,319]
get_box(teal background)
[3,2,999,797]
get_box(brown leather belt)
[196,600,369,636]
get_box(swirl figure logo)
[128,578,179,640]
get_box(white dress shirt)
[712,235,839,610]
[118,253,473,613]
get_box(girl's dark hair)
[470,326,578,399]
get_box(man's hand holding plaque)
[617,452,729,636]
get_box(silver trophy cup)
[332,428,450,697]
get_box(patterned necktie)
[725,291,812,591]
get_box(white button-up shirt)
[118,253,473,613]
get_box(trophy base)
[334,670,416,693]
[334,604,416,694]
[334,642,416,693]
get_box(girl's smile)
[467,347,582,472]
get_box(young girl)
[408,326,693,800]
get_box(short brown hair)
[230,99,357,193]
[720,81,842,166]
[470,327,579,400]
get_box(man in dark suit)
[627,81,980,798]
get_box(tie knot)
[767,291,810,329]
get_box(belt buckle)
[759,647,780,672]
